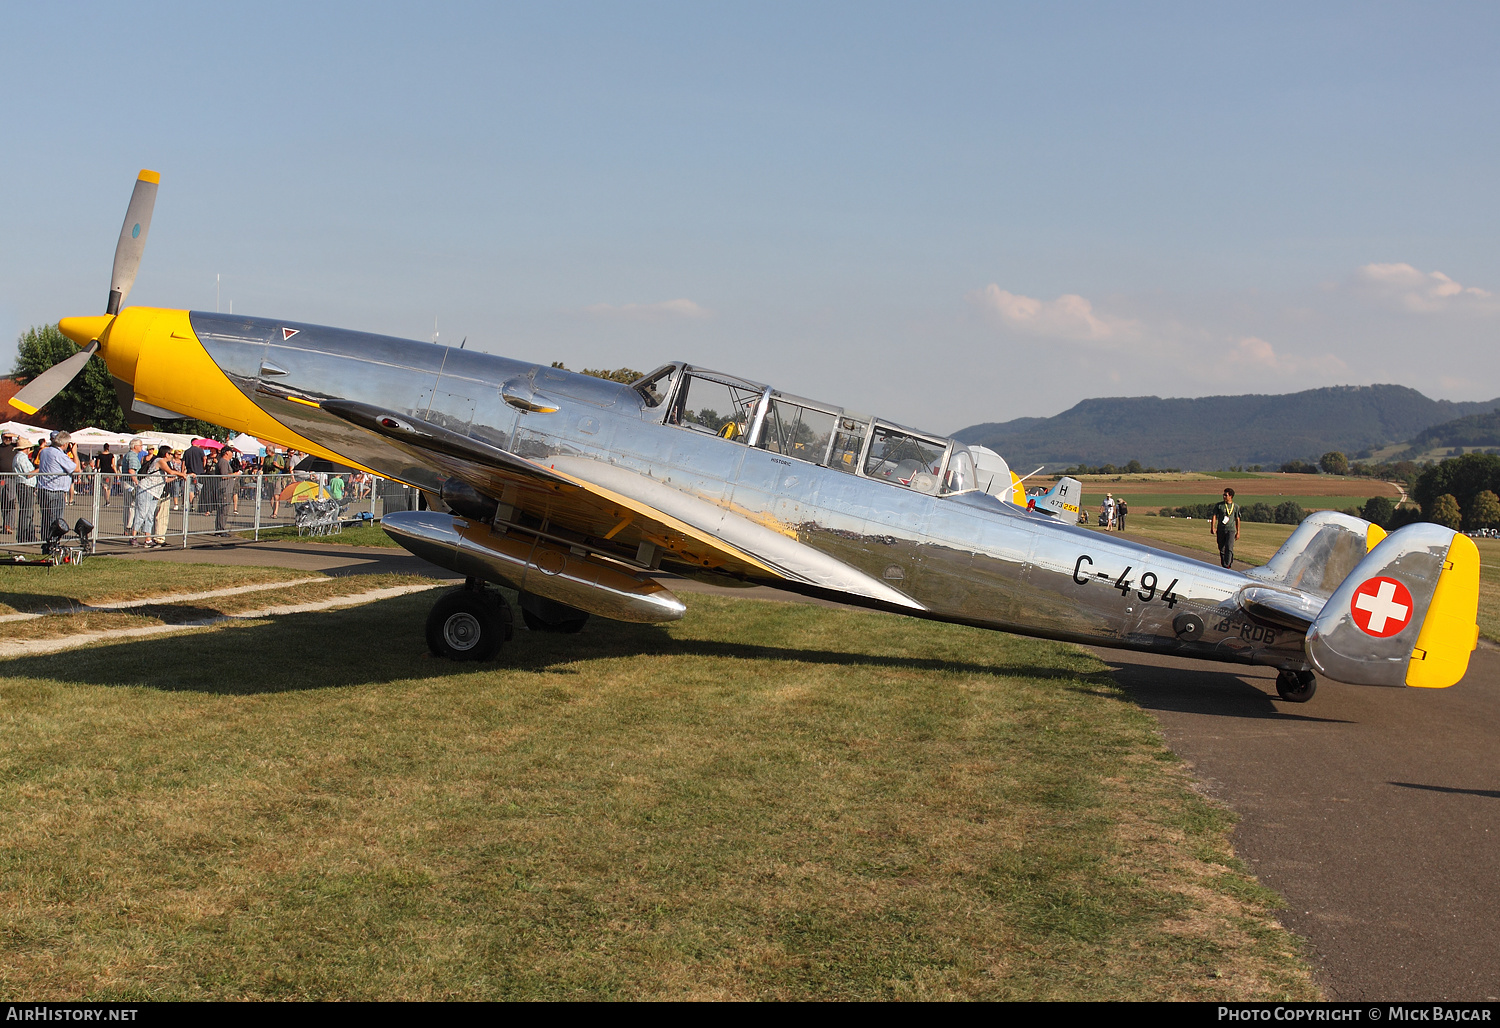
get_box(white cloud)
[583,298,710,320]
[1222,336,1347,377]
[1354,263,1493,313]
[969,284,1139,342]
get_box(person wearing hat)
[12,442,37,543]
[37,431,77,554]
[0,432,16,534]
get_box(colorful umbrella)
[277,480,327,502]
[192,437,224,450]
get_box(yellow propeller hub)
[58,314,116,348]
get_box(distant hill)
[953,385,1500,470]
[1398,409,1500,456]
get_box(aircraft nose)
[58,315,115,347]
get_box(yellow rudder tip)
[1405,533,1481,688]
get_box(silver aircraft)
[24,172,1483,702]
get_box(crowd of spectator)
[0,432,376,549]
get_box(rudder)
[1304,523,1480,688]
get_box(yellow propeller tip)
[8,399,39,416]
[138,169,160,184]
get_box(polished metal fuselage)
[192,311,1309,671]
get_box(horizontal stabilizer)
[1236,585,1323,631]
[1245,510,1385,597]
[1305,522,1480,688]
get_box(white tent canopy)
[0,421,51,445]
[135,431,196,452]
[227,432,265,454]
[69,427,133,450]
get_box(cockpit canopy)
[631,363,987,497]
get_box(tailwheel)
[519,591,590,633]
[1275,669,1317,703]
[426,587,514,661]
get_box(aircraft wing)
[320,400,921,608]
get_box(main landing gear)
[424,581,595,661]
[1275,669,1317,703]
[426,580,514,661]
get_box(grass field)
[0,573,441,644]
[1084,494,1382,514]
[246,522,400,547]
[1069,473,1402,498]
[0,559,319,616]
[1051,473,1403,517]
[0,590,1316,1000]
[1107,518,1296,568]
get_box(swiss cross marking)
[1350,576,1414,638]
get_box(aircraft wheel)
[1275,669,1317,703]
[426,589,508,661]
[519,591,590,633]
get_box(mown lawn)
[1081,493,1390,515]
[0,558,318,615]
[0,573,442,644]
[1107,517,1296,567]
[246,522,400,547]
[1478,537,1500,644]
[0,590,1315,1001]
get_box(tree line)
[1409,452,1500,531]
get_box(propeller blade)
[106,170,160,315]
[8,342,99,415]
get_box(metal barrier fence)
[0,472,422,551]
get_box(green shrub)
[1429,494,1462,530]
[1166,503,1217,519]
[1273,500,1307,525]
[1360,495,1396,528]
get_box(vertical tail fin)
[1031,476,1082,519]
[1245,510,1385,596]
[1304,523,1480,688]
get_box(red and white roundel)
[1350,576,1414,637]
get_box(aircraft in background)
[19,171,1482,702]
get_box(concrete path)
[1100,646,1500,1001]
[1078,528,1500,999]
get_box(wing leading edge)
[318,399,923,610]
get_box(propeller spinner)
[9,170,160,416]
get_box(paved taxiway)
[104,534,1499,999]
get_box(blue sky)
[4,2,1498,432]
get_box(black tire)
[519,591,590,634]
[1275,669,1317,703]
[426,589,505,661]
